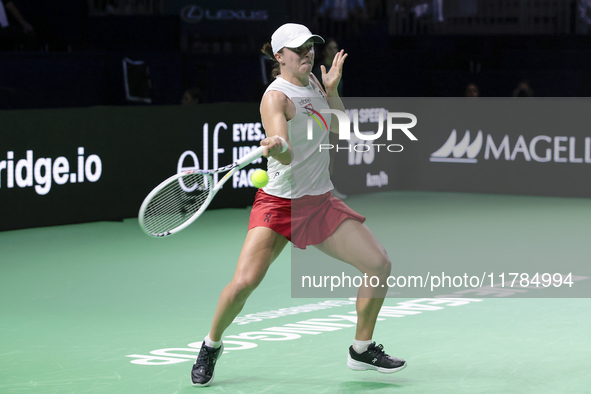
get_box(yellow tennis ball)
[251,169,269,188]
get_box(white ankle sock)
[352,339,372,354]
[204,334,221,349]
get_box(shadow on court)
[336,379,409,391]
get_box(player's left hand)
[321,49,347,95]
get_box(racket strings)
[142,173,211,235]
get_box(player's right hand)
[260,135,282,156]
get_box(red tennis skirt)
[248,189,366,249]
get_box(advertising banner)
[0,104,265,232]
[163,0,286,37]
[329,98,414,195]
[405,98,591,198]
[3,98,591,234]
[331,98,591,198]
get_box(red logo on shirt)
[302,103,328,130]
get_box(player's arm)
[260,90,293,165]
[315,49,348,134]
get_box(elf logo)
[430,130,591,164]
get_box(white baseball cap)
[271,23,325,54]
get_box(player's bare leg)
[191,227,287,386]
[210,227,288,341]
[315,219,407,373]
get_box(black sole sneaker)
[347,342,407,373]
[191,341,224,387]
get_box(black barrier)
[3,98,591,232]
[0,104,265,232]
[329,99,408,195]
[405,98,591,198]
[331,98,591,198]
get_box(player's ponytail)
[261,42,282,80]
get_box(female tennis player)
[191,23,406,387]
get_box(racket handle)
[238,146,266,169]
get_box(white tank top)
[261,75,333,199]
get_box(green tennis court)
[1,191,590,393]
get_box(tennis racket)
[139,146,265,238]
